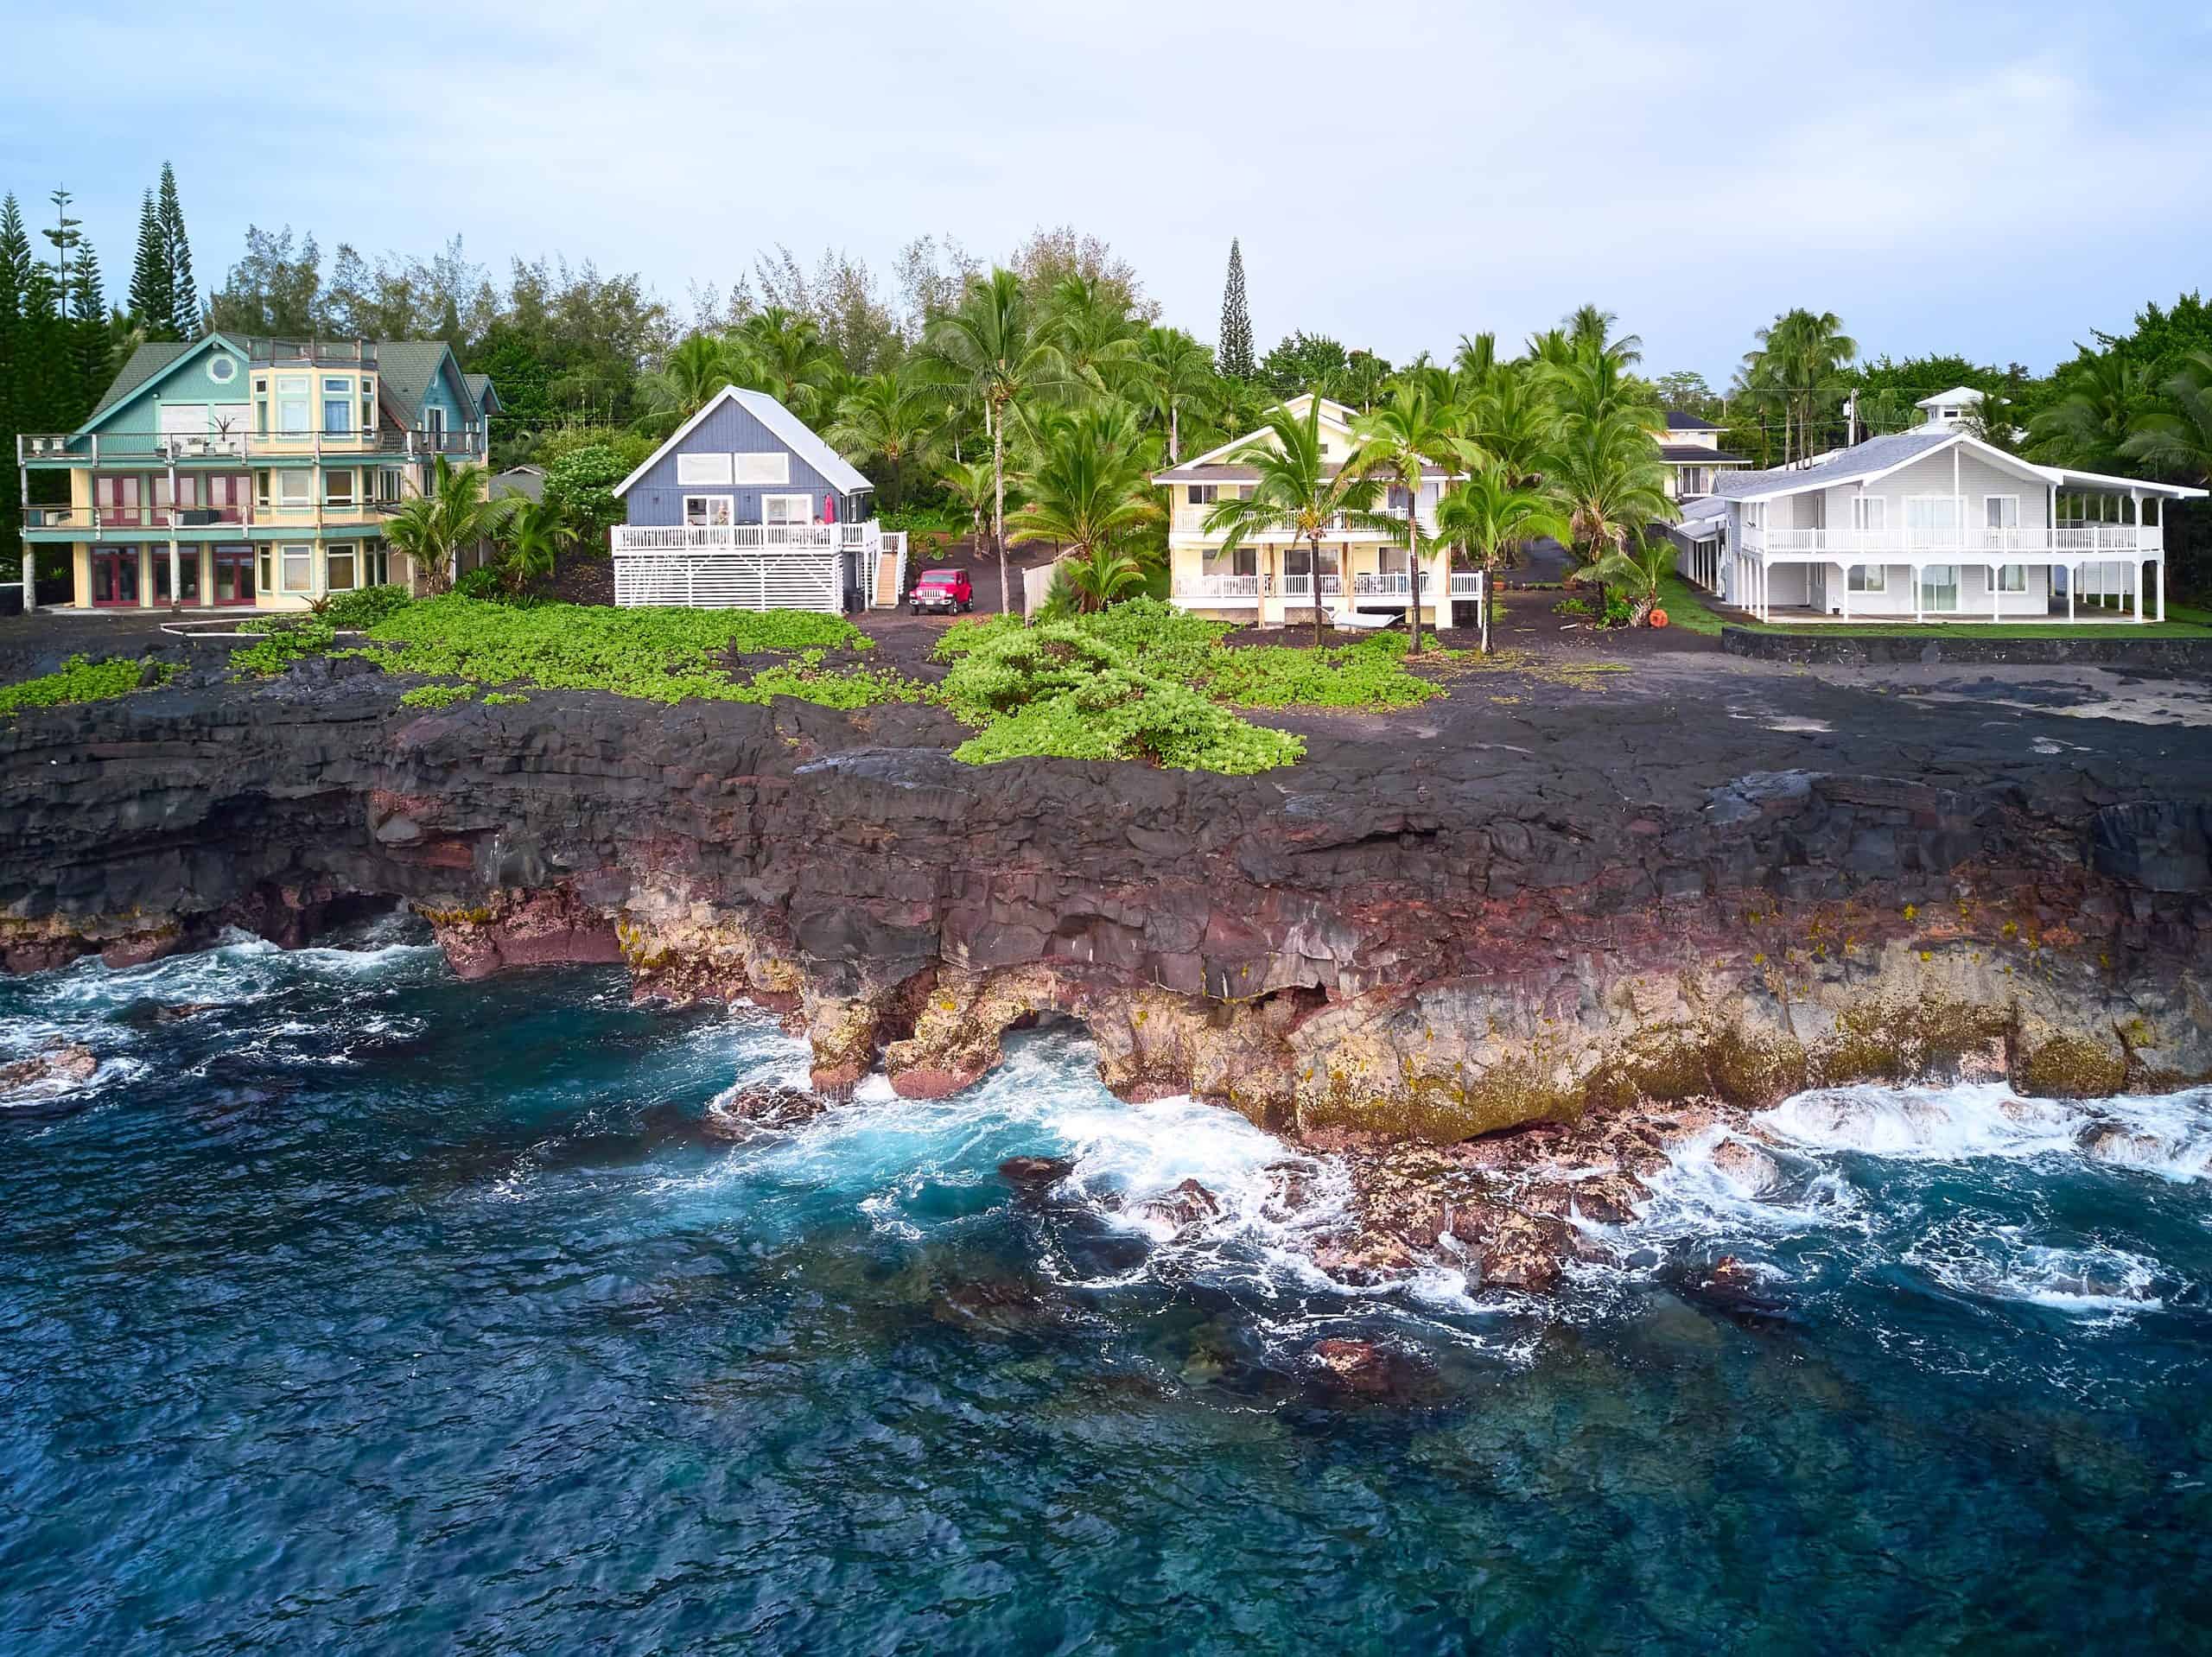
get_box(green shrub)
[931,613,1025,662]
[0,655,168,716]
[230,617,338,676]
[363,598,893,707]
[939,620,1303,773]
[451,565,506,601]
[398,682,477,708]
[481,690,531,706]
[318,584,412,630]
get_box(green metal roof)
[82,333,480,432]
[86,341,200,420]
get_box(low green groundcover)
[0,655,169,717]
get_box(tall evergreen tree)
[156,162,197,338]
[41,187,79,289]
[0,194,28,583]
[129,188,175,340]
[1218,238,1254,379]
[67,238,113,416]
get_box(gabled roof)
[612,384,873,498]
[79,331,264,429]
[376,340,474,425]
[1914,385,1983,409]
[464,372,500,415]
[1658,444,1745,464]
[1664,409,1722,431]
[1156,460,1455,484]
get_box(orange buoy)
[1649,607,1669,629]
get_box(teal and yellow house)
[16,334,493,612]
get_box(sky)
[6,0,2210,384]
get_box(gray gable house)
[609,386,898,612]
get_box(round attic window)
[207,357,237,384]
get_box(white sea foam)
[1759,1082,2212,1182]
[1906,1219,2168,1320]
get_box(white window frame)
[276,375,310,435]
[1919,564,1961,611]
[1984,495,2020,530]
[762,493,813,527]
[677,452,734,486]
[279,543,314,594]
[683,494,734,528]
[734,452,791,486]
[1851,495,1887,533]
[1904,494,1961,544]
[207,356,237,385]
[279,469,312,506]
[324,467,354,506]
[1996,563,2029,593]
[1847,564,1887,593]
[1188,483,1218,505]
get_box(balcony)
[19,427,482,466]
[611,522,882,554]
[1741,524,2163,559]
[251,339,379,368]
[1172,573,1261,604]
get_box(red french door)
[92,548,141,606]
[151,548,201,603]
[212,546,255,606]
[96,475,143,526]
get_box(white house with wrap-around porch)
[1667,408,2206,623]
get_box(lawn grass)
[1652,573,1726,635]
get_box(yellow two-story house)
[16,333,493,613]
[1154,395,1476,629]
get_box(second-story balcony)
[1741,523,2164,559]
[611,522,883,554]
[24,503,252,535]
[20,426,486,467]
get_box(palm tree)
[1434,461,1567,653]
[940,456,1001,566]
[1048,273,1142,395]
[1548,409,1673,566]
[634,333,741,435]
[1007,409,1161,579]
[1584,536,1672,625]
[1202,400,1394,648]
[826,369,938,511]
[1053,543,1149,613]
[732,307,841,420]
[919,269,1075,616]
[383,456,515,594]
[1135,326,1217,462]
[1736,309,1857,465]
[2030,348,2156,473]
[2123,350,2212,484]
[1458,363,1560,492]
[1344,384,1463,652]
[496,495,575,594]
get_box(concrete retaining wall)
[1721,626,2212,672]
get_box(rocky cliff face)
[5,663,2209,1140]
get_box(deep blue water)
[3,924,2210,1654]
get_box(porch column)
[2133,492,2145,623]
[2157,554,2166,623]
[19,460,33,613]
[1992,561,2000,622]
[1839,562,1849,622]
[1913,564,1923,624]
[2067,564,2075,623]
[168,537,181,606]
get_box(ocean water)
[3,925,2210,1654]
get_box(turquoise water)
[3,926,2210,1654]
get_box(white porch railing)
[1744,524,2163,557]
[612,522,871,553]
[1173,573,1261,602]
[611,518,880,612]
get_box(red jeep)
[908,568,974,615]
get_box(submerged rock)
[0,1044,98,1095]
[997,1154,1076,1189]
[1134,1178,1223,1234]
[1707,1138,1783,1194]
[702,1084,826,1140]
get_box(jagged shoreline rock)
[3,672,2209,1149]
